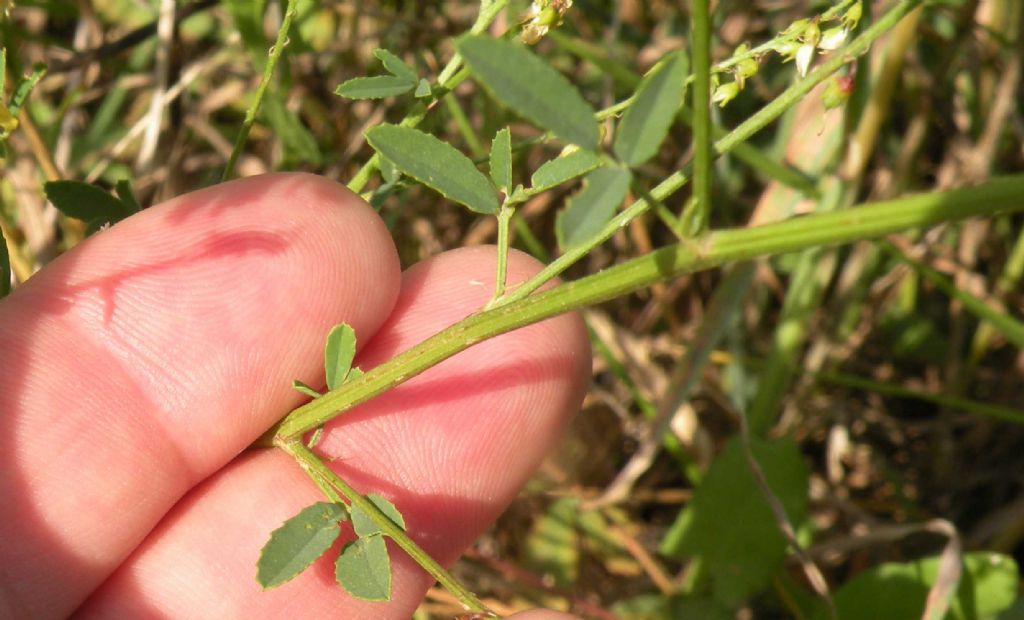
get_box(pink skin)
[0,174,588,619]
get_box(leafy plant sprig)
[253,0,1023,613]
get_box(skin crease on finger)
[74,247,591,618]
[0,173,402,618]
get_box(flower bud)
[822,75,853,109]
[842,2,863,31]
[795,44,815,77]
[783,18,810,39]
[802,20,821,47]
[818,26,847,51]
[771,40,802,61]
[712,81,740,107]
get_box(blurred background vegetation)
[3,0,1024,617]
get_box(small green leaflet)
[613,49,689,166]
[414,78,432,98]
[489,127,512,193]
[1,225,10,298]
[456,35,599,151]
[373,48,417,83]
[530,149,601,192]
[555,166,632,251]
[325,323,357,391]
[292,379,321,399]
[366,124,498,215]
[337,49,418,100]
[335,76,416,100]
[335,535,392,601]
[351,494,406,538]
[257,502,348,589]
[44,180,134,233]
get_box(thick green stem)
[686,0,713,233]
[222,0,299,182]
[497,0,924,305]
[273,174,1024,440]
[281,441,492,615]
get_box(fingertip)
[0,173,401,617]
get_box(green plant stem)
[272,174,1024,440]
[280,440,493,615]
[498,0,924,305]
[347,0,509,194]
[491,204,514,301]
[687,0,713,234]
[444,93,485,157]
[222,0,299,182]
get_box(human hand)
[0,173,589,618]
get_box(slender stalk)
[222,0,299,181]
[444,94,485,157]
[498,0,924,305]
[491,205,514,302]
[281,441,493,615]
[686,0,713,234]
[273,174,1024,440]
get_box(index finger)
[0,173,401,618]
